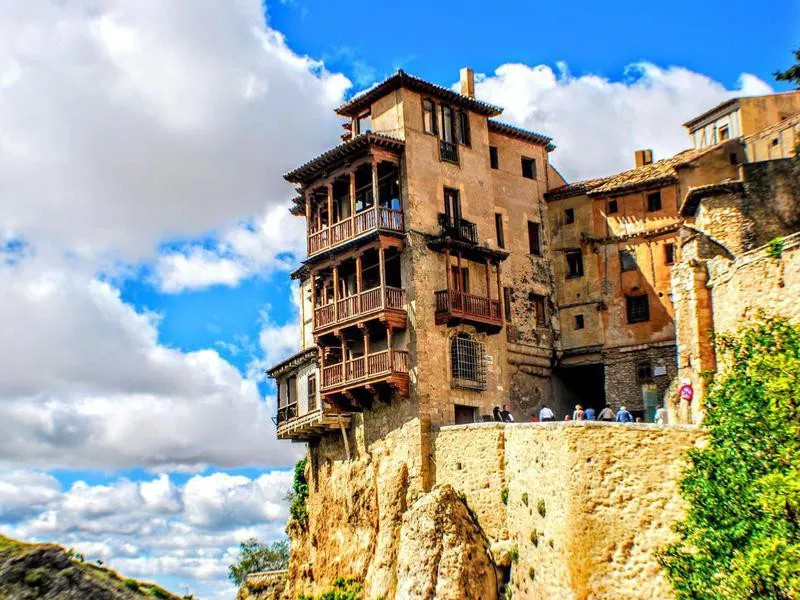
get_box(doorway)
[552,363,605,419]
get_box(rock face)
[0,535,179,600]
[237,571,289,600]
[395,485,497,600]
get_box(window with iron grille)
[619,249,637,272]
[307,374,317,411]
[451,333,487,391]
[627,295,650,323]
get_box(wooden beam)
[371,159,379,208]
[496,261,503,322]
[349,170,356,218]
[327,183,334,226]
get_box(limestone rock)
[395,485,497,600]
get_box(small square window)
[664,243,675,265]
[521,157,537,179]
[637,361,652,381]
[608,200,618,214]
[575,314,585,330]
[620,249,637,272]
[646,191,662,212]
[489,146,499,169]
[772,138,780,147]
[564,208,575,224]
[729,152,739,165]
[566,249,584,278]
[718,125,729,141]
[627,295,650,323]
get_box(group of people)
[492,403,668,425]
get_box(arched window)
[450,333,487,390]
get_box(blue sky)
[0,1,796,598]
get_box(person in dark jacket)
[492,406,503,422]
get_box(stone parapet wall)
[238,570,288,600]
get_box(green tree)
[228,538,289,586]
[288,457,309,527]
[660,317,800,599]
[775,48,800,88]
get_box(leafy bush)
[23,567,49,587]
[289,457,310,527]
[660,317,800,599]
[509,545,519,563]
[227,538,289,586]
[148,586,170,598]
[122,578,140,592]
[298,577,363,600]
[767,237,785,259]
[501,487,509,505]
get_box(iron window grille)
[451,334,487,391]
[627,295,650,323]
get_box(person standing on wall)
[597,405,615,421]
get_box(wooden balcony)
[308,206,404,257]
[314,285,406,333]
[276,406,352,441]
[435,289,503,331]
[321,349,409,397]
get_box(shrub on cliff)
[228,538,289,586]
[289,456,309,527]
[660,317,800,599]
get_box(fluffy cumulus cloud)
[0,258,302,470]
[0,0,346,261]
[0,470,292,599]
[474,62,773,181]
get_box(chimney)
[634,149,653,168]
[460,67,475,99]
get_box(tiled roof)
[545,143,730,201]
[336,70,503,118]
[680,180,744,216]
[743,111,800,141]
[266,347,317,378]
[682,98,739,129]
[284,133,404,184]
[487,120,555,150]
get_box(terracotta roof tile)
[487,120,555,150]
[336,70,503,118]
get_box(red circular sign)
[679,384,694,401]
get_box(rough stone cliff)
[0,534,180,600]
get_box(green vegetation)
[297,577,363,600]
[521,492,529,507]
[530,530,539,547]
[122,578,140,592]
[501,487,509,505]
[767,237,785,259]
[509,545,519,563]
[289,457,310,527]
[660,317,800,599]
[227,538,289,587]
[775,48,800,88]
[536,499,546,518]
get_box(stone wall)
[237,571,288,600]
[604,342,677,415]
[290,421,701,599]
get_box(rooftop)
[680,180,745,216]
[682,90,800,130]
[335,70,504,118]
[487,120,555,151]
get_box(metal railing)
[439,139,459,164]
[438,213,478,244]
[307,206,404,256]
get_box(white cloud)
[0,0,347,262]
[0,258,303,470]
[0,470,292,599]
[154,203,306,293]
[473,62,773,181]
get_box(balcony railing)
[438,213,478,245]
[275,402,298,427]
[435,289,502,325]
[314,286,406,331]
[307,206,404,256]
[439,140,459,164]
[275,407,353,441]
[321,349,409,391]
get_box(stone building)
[268,69,561,490]
[543,141,742,419]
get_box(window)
[637,361,652,381]
[564,208,575,224]
[451,333,487,390]
[608,199,618,214]
[532,294,546,328]
[423,99,437,135]
[664,243,675,265]
[528,221,542,255]
[729,152,739,165]
[575,314,585,330]
[451,266,470,293]
[454,404,477,425]
[521,157,537,179]
[286,375,297,405]
[646,191,662,212]
[440,105,456,143]
[627,295,650,323]
[489,146,499,169]
[457,110,470,146]
[718,125,729,141]
[495,213,505,248]
[443,187,461,222]
[619,249,637,272]
[566,250,584,278]
[503,287,513,322]
[307,374,317,411]
[356,112,371,135]
[772,138,780,147]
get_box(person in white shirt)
[539,405,554,422]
